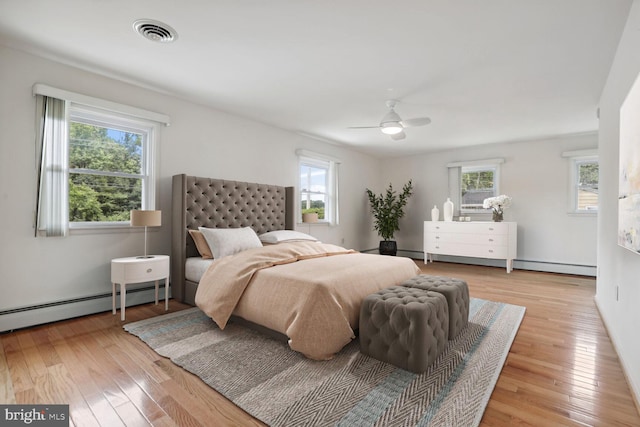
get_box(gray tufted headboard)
[171,174,295,304]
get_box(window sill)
[297,221,331,227]
[567,211,598,217]
[69,223,161,235]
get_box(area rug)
[125,298,525,426]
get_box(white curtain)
[330,160,340,226]
[447,165,461,217]
[35,95,69,237]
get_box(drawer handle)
[435,236,440,239]
[488,238,494,242]
[147,268,153,273]
[435,226,440,229]
[488,250,494,253]
[489,227,494,231]
[435,246,440,249]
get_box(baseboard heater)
[0,284,167,333]
[361,248,596,277]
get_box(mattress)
[185,257,214,283]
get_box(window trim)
[563,149,598,215]
[448,158,504,217]
[296,150,340,225]
[68,104,159,230]
[459,164,500,214]
[33,84,168,235]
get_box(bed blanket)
[195,242,420,359]
[195,241,355,329]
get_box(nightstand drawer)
[123,262,168,282]
[111,256,170,284]
[111,255,170,321]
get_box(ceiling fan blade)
[347,125,380,129]
[391,130,406,141]
[401,117,431,127]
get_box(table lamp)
[130,210,162,258]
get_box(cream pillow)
[259,230,318,244]
[188,230,213,259]
[198,226,262,259]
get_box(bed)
[171,174,420,360]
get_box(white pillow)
[259,230,318,244]
[198,227,262,259]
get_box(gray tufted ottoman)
[401,275,470,340]
[359,286,449,373]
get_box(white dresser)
[424,221,517,273]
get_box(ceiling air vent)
[133,19,178,43]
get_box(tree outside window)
[300,162,328,220]
[67,105,156,226]
[576,160,598,211]
[460,166,498,212]
[69,123,144,222]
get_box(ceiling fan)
[349,100,431,140]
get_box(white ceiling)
[0,0,632,157]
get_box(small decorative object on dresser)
[443,198,454,222]
[431,205,440,221]
[111,255,170,320]
[483,195,512,222]
[424,221,517,273]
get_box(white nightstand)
[111,255,170,320]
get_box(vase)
[431,205,439,221]
[379,240,397,256]
[443,198,454,222]
[492,210,503,222]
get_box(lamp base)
[136,255,156,259]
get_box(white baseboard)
[0,285,169,332]
[361,248,596,276]
[594,295,640,416]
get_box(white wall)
[378,134,599,272]
[0,45,381,330]
[596,0,640,406]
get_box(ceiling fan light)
[381,122,403,135]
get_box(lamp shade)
[130,210,162,227]
[302,212,319,223]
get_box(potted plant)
[366,180,414,256]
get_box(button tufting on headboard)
[172,174,294,304]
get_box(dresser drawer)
[427,232,508,246]
[427,242,508,259]
[426,221,509,235]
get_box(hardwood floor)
[1,261,639,426]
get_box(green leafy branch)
[366,180,413,241]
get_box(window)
[460,165,499,213]
[571,155,599,213]
[447,158,504,216]
[34,84,169,236]
[297,150,340,224]
[68,105,157,225]
[563,150,598,214]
